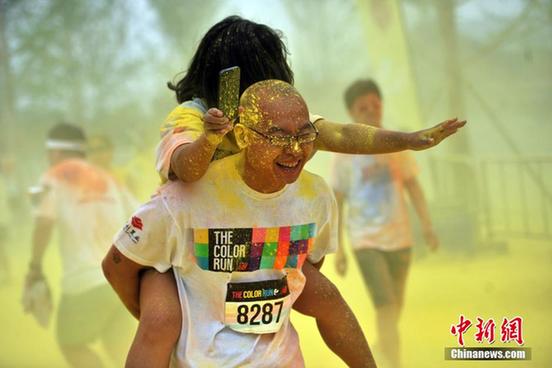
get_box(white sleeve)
[309,113,324,124]
[33,175,57,220]
[112,194,177,272]
[308,182,339,264]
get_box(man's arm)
[404,177,439,251]
[314,118,466,154]
[293,261,377,368]
[22,216,55,323]
[102,245,149,319]
[28,217,55,272]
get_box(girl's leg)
[126,269,181,368]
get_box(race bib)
[225,277,291,334]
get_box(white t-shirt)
[35,158,131,294]
[114,153,338,368]
[332,152,418,251]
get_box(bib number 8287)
[236,301,284,325]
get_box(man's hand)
[335,250,348,276]
[22,266,53,327]
[409,118,467,151]
[203,108,233,146]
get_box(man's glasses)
[245,121,319,147]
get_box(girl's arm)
[170,108,232,183]
[294,261,377,368]
[315,118,466,154]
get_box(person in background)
[88,134,139,212]
[23,123,134,368]
[334,79,440,368]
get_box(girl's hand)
[203,108,233,146]
[409,118,467,151]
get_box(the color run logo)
[193,224,316,273]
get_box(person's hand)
[203,108,233,146]
[423,227,439,252]
[22,266,53,328]
[335,251,348,277]
[409,118,467,151]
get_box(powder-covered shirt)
[114,153,338,368]
[333,152,418,251]
[35,159,132,294]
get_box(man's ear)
[234,124,249,149]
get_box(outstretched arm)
[102,245,149,319]
[315,118,466,154]
[294,261,377,368]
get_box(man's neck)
[236,153,285,194]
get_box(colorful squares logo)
[290,225,303,241]
[248,256,261,271]
[274,255,287,270]
[265,227,279,242]
[279,226,291,242]
[196,257,209,270]
[252,228,266,243]
[277,241,289,256]
[260,256,275,269]
[193,224,316,272]
[194,243,209,257]
[297,239,308,254]
[307,223,316,238]
[288,241,300,256]
[194,229,209,244]
[250,242,264,257]
[262,242,278,257]
[285,254,298,268]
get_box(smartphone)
[218,66,241,122]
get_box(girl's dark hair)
[168,16,294,106]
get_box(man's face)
[348,92,383,127]
[244,95,315,190]
[48,149,63,166]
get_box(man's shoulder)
[156,156,235,203]
[46,158,87,177]
[296,169,334,199]
[202,154,238,181]
[45,159,112,188]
